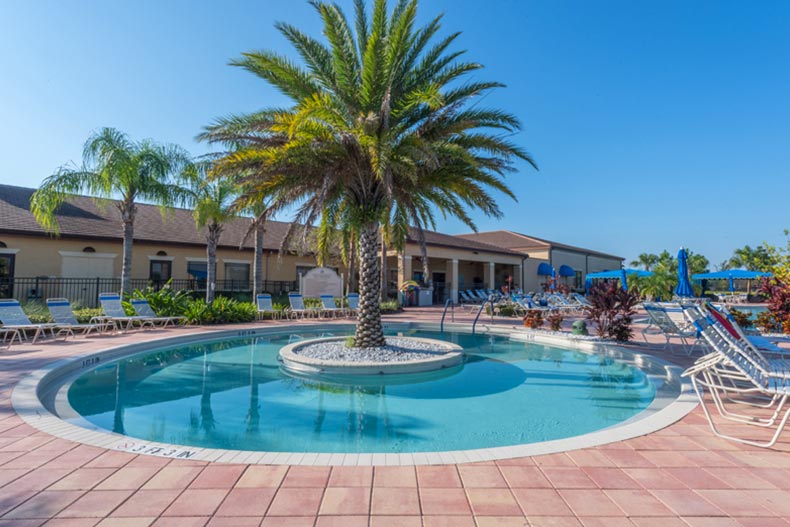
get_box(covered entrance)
[0,252,14,299]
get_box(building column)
[446,259,459,304]
[514,264,522,290]
[397,254,412,306]
[485,261,496,291]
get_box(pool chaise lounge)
[0,299,71,343]
[681,303,790,448]
[98,293,156,331]
[130,298,185,327]
[46,298,115,336]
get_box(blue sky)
[1,0,788,267]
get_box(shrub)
[547,311,563,331]
[182,298,256,325]
[759,277,790,334]
[498,304,517,317]
[728,308,753,329]
[380,300,402,313]
[22,301,51,324]
[755,310,781,333]
[585,281,640,341]
[523,309,544,329]
[133,284,191,317]
[73,308,105,324]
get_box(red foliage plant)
[758,276,790,334]
[584,281,641,341]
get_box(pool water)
[67,330,656,453]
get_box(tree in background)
[31,128,191,294]
[630,253,659,271]
[183,164,238,303]
[722,244,777,272]
[200,0,535,347]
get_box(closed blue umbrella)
[728,275,735,292]
[550,267,556,290]
[620,268,628,291]
[674,247,694,297]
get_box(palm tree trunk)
[355,221,386,348]
[206,223,221,303]
[380,238,387,302]
[120,209,134,296]
[253,221,264,298]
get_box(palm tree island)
[202,0,535,348]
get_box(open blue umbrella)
[620,268,628,291]
[674,247,694,297]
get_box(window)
[225,262,250,283]
[575,271,583,290]
[296,265,314,279]
[187,261,208,288]
[149,260,172,283]
[0,253,14,298]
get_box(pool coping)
[11,321,698,466]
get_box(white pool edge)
[11,321,698,466]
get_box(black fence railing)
[0,277,299,308]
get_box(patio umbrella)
[550,267,556,290]
[728,275,735,292]
[620,268,628,291]
[674,247,694,297]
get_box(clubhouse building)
[0,184,623,306]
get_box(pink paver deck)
[1,307,789,527]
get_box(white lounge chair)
[0,299,69,343]
[46,298,115,336]
[681,303,790,448]
[641,302,700,355]
[130,298,184,327]
[319,295,343,318]
[287,293,317,319]
[346,293,359,317]
[99,293,156,331]
[256,293,281,320]
[1,325,22,348]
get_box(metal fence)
[0,277,299,308]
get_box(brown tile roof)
[0,184,523,257]
[0,184,301,252]
[456,230,624,260]
[406,227,524,257]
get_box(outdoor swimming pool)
[63,329,658,453]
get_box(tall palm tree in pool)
[200,0,536,347]
[31,128,192,295]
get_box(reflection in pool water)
[67,330,656,453]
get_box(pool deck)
[1,307,789,527]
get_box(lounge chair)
[98,293,156,331]
[1,325,22,348]
[256,293,280,320]
[681,303,790,447]
[0,299,70,343]
[641,302,700,355]
[130,299,184,327]
[319,295,344,318]
[346,293,359,317]
[46,298,115,336]
[706,303,788,355]
[287,293,317,319]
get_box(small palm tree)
[237,199,272,300]
[183,165,238,303]
[31,128,191,294]
[200,0,535,347]
[630,253,659,271]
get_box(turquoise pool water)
[67,330,656,453]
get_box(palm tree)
[236,199,272,300]
[199,0,535,347]
[183,165,238,303]
[630,253,658,271]
[31,128,191,294]
[725,245,777,272]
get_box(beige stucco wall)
[0,233,341,282]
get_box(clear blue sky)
[1,0,789,267]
